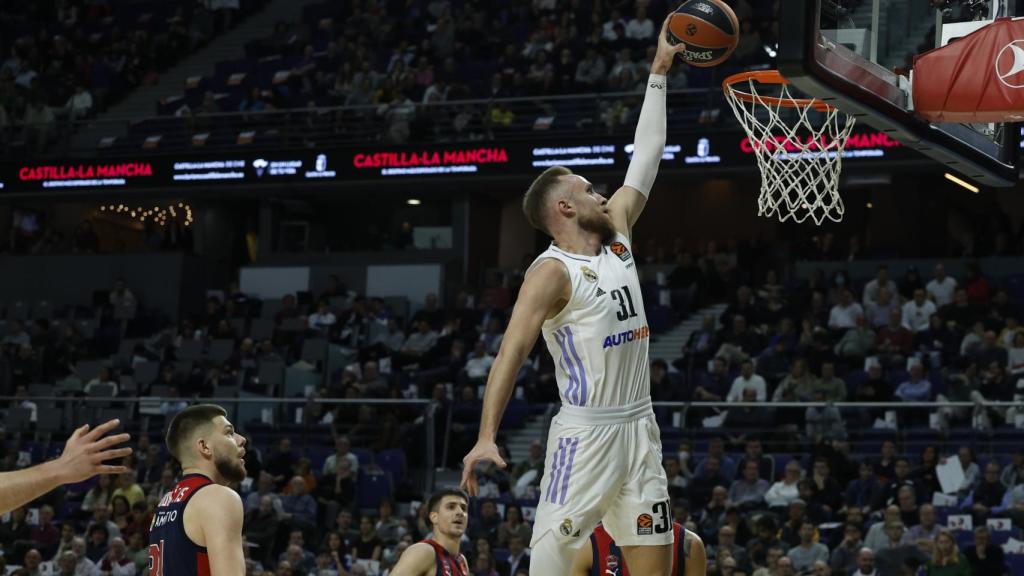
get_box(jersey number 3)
[148,540,164,576]
[610,286,638,321]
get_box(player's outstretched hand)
[460,440,507,497]
[57,419,133,484]
[654,15,688,73]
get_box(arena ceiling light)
[406,198,422,205]
[944,172,980,193]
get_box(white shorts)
[529,397,672,550]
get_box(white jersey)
[529,232,650,409]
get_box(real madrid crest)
[580,266,598,282]
[560,517,574,536]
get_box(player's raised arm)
[388,542,438,576]
[607,16,687,239]
[461,258,570,496]
[195,485,246,576]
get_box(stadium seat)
[352,448,375,467]
[357,469,392,510]
[376,449,407,483]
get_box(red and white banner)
[913,17,1024,123]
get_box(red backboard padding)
[913,18,1024,123]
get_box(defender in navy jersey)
[571,522,707,576]
[461,16,689,576]
[149,404,247,576]
[388,489,470,576]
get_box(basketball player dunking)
[571,522,707,576]
[149,405,248,576]
[389,489,470,576]
[461,17,687,576]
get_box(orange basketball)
[668,0,740,68]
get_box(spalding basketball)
[668,0,740,68]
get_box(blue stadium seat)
[357,469,392,510]
[376,449,407,484]
[352,447,375,467]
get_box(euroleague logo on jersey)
[636,513,654,535]
[609,241,632,262]
[602,325,651,349]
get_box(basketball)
[668,0,740,67]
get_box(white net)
[723,75,857,225]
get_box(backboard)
[777,0,1021,187]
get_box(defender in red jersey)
[390,489,470,576]
[571,522,706,576]
[149,405,247,576]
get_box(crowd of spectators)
[3,247,1024,575]
[165,0,778,144]
[0,0,264,155]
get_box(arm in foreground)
[196,485,246,576]
[607,15,686,237]
[460,258,570,495]
[388,542,437,576]
[570,539,594,576]
[0,419,131,515]
[684,530,707,576]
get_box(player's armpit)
[387,542,436,576]
[606,185,648,241]
[194,485,245,576]
[569,539,594,576]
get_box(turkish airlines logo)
[995,40,1024,89]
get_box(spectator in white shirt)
[625,7,655,41]
[901,289,937,332]
[307,300,337,334]
[765,460,803,508]
[464,340,495,382]
[829,289,864,330]
[601,9,627,41]
[65,85,94,121]
[863,266,898,307]
[926,264,957,307]
[727,359,767,402]
[85,367,118,396]
[98,537,136,576]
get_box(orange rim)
[723,70,836,113]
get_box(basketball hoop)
[723,70,856,225]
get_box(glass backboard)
[777,0,1020,187]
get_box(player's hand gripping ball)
[667,0,740,67]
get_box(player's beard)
[579,209,616,244]
[214,449,247,483]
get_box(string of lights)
[99,202,194,227]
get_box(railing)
[14,87,736,157]
[1,397,438,493]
